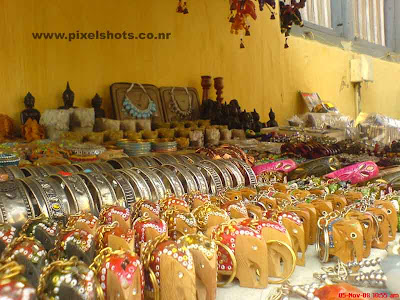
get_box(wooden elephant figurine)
[162,208,197,240]
[342,191,363,204]
[20,214,60,252]
[54,228,96,265]
[177,234,217,300]
[221,201,248,219]
[192,203,230,234]
[291,189,311,201]
[66,212,99,235]
[143,237,197,300]
[0,224,17,255]
[311,199,333,219]
[0,261,35,299]
[245,203,265,219]
[224,190,243,202]
[239,219,295,279]
[99,206,131,231]
[160,195,190,213]
[345,210,377,258]
[1,236,47,288]
[96,223,135,252]
[184,192,210,210]
[374,200,398,241]
[92,248,144,300]
[131,200,160,221]
[37,256,103,300]
[272,183,289,193]
[367,207,390,249]
[296,203,318,245]
[240,187,257,201]
[318,218,364,264]
[325,194,347,211]
[133,217,167,254]
[212,222,268,289]
[287,208,311,247]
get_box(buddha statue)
[252,109,264,132]
[228,100,241,130]
[58,82,77,109]
[267,108,279,128]
[91,93,106,118]
[21,92,41,125]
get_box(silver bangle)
[162,164,198,194]
[78,172,120,215]
[57,165,81,174]
[117,169,152,202]
[0,166,25,180]
[0,180,34,230]
[104,170,136,208]
[138,156,160,167]
[73,163,103,172]
[149,166,185,197]
[195,163,223,194]
[199,160,233,189]
[20,177,69,220]
[40,165,63,176]
[126,157,149,168]
[214,160,245,188]
[158,154,180,164]
[177,163,209,194]
[185,153,206,163]
[21,166,49,177]
[130,168,166,202]
[50,174,96,215]
[107,158,135,169]
[229,158,257,186]
[151,155,173,165]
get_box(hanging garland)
[175,0,306,49]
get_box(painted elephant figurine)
[99,206,131,231]
[0,261,35,300]
[162,208,198,240]
[96,223,135,252]
[20,214,60,252]
[92,248,144,300]
[345,210,377,258]
[311,199,333,219]
[239,218,295,279]
[240,187,257,202]
[0,224,17,255]
[221,201,248,218]
[211,222,268,288]
[318,218,364,264]
[133,217,167,254]
[160,195,190,213]
[1,236,47,288]
[53,228,95,265]
[177,234,217,300]
[131,200,160,221]
[184,192,210,210]
[374,200,398,241]
[66,212,99,235]
[143,237,197,300]
[263,211,306,266]
[192,203,230,234]
[37,256,103,300]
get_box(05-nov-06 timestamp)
[339,292,400,299]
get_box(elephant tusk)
[266,240,297,284]
[215,241,237,287]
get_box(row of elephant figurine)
[0,184,397,300]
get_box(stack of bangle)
[0,153,20,167]
[62,143,106,162]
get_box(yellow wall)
[1,0,400,127]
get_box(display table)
[216,235,398,300]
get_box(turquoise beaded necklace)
[122,83,157,119]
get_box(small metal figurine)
[58,82,77,109]
[267,108,279,128]
[91,93,106,119]
[21,92,41,125]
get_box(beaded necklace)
[122,83,157,119]
[169,87,192,119]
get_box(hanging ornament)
[182,2,189,14]
[280,0,306,48]
[176,0,183,13]
[240,38,245,49]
